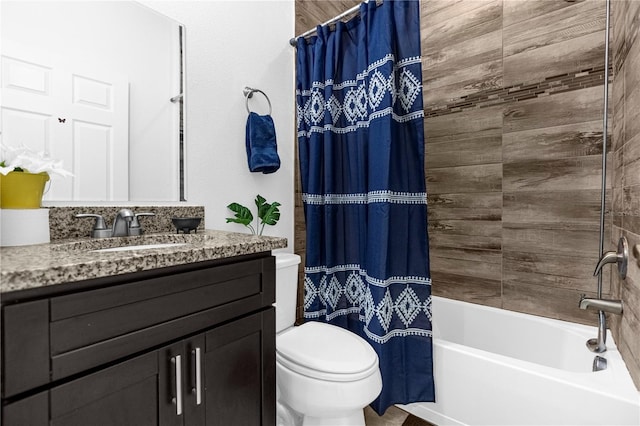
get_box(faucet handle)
[594,236,628,279]
[129,212,156,236]
[74,213,111,238]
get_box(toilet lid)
[276,322,378,378]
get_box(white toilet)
[274,253,382,426]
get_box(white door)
[0,40,129,201]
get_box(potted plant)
[0,144,72,208]
[226,195,281,235]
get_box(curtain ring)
[243,87,272,115]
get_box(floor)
[364,406,434,426]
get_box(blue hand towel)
[246,112,280,174]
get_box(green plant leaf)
[255,195,268,218]
[225,202,254,228]
[260,201,281,226]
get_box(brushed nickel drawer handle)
[171,355,183,416]
[192,347,202,405]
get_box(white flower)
[0,144,73,178]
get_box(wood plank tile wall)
[424,0,612,325]
[294,1,639,389]
[611,0,640,389]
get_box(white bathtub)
[398,296,640,425]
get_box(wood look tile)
[623,133,640,187]
[503,225,601,257]
[422,28,502,106]
[503,86,604,134]
[431,255,501,282]
[620,277,640,346]
[624,38,640,141]
[503,121,604,163]
[426,106,502,140]
[503,251,610,293]
[613,75,626,153]
[421,0,482,26]
[613,187,624,227]
[424,59,503,106]
[502,281,597,325]
[614,146,624,191]
[421,0,502,55]
[423,30,502,73]
[504,30,605,86]
[503,0,580,28]
[429,231,502,252]
[623,185,640,235]
[503,155,608,192]
[503,189,604,227]
[626,0,640,53]
[611,0,628,73]
[427,163,502,194]
[619,308,640,390]
[427,246,501,264]
[430,271,502,308]
[427,192,502,221]
[503,0,605,58]
[618,338,640,390]
[426,134,502,168]
[429,219,501,238]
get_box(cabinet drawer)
[50,257,274,380]
[51,259,266,354]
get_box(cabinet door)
[49,352,158,426]
[204,308,275,426]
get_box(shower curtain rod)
[289,0,381,46]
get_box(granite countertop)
[0,230,287,293]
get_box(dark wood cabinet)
[1,253,276,426]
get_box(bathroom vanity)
[0,230,287,426]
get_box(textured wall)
[611,0,640,389]
[424,0,610,325]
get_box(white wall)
[142,1,295,251]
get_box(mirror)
[1,1,185,202]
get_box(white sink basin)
[93,243,188,253]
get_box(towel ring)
[243,86,272,115]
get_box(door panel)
[205,310,274,426]
[0,40,129,201]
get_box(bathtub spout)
[580,296,622,353]
[579,296,623,315]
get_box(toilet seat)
[276,322,378,382]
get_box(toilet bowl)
[274,253,382,426]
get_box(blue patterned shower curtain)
[295,0,434,414]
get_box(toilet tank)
[274,253,301,333]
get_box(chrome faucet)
[112,209,135,237]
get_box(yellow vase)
[0,171,50,209]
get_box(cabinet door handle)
[192,347,202,405]
[171,355,183,416]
